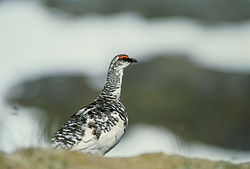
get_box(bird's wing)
[70,107,126,155]
[50,109,87,149]
[51,105,124,152]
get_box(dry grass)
[0,148,249,169]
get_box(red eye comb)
[119,54,129,59]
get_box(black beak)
[127,57,138,63]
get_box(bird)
[50,54,137,155]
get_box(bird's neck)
[98,68,124,101]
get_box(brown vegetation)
[1,148,249,169]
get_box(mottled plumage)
[51,54,137,155]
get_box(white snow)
[0,105,46,152]
[108,125,250,164]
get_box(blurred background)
[1,0,250,163]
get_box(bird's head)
[109,54,137,70]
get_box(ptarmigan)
[51,54,137,155]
